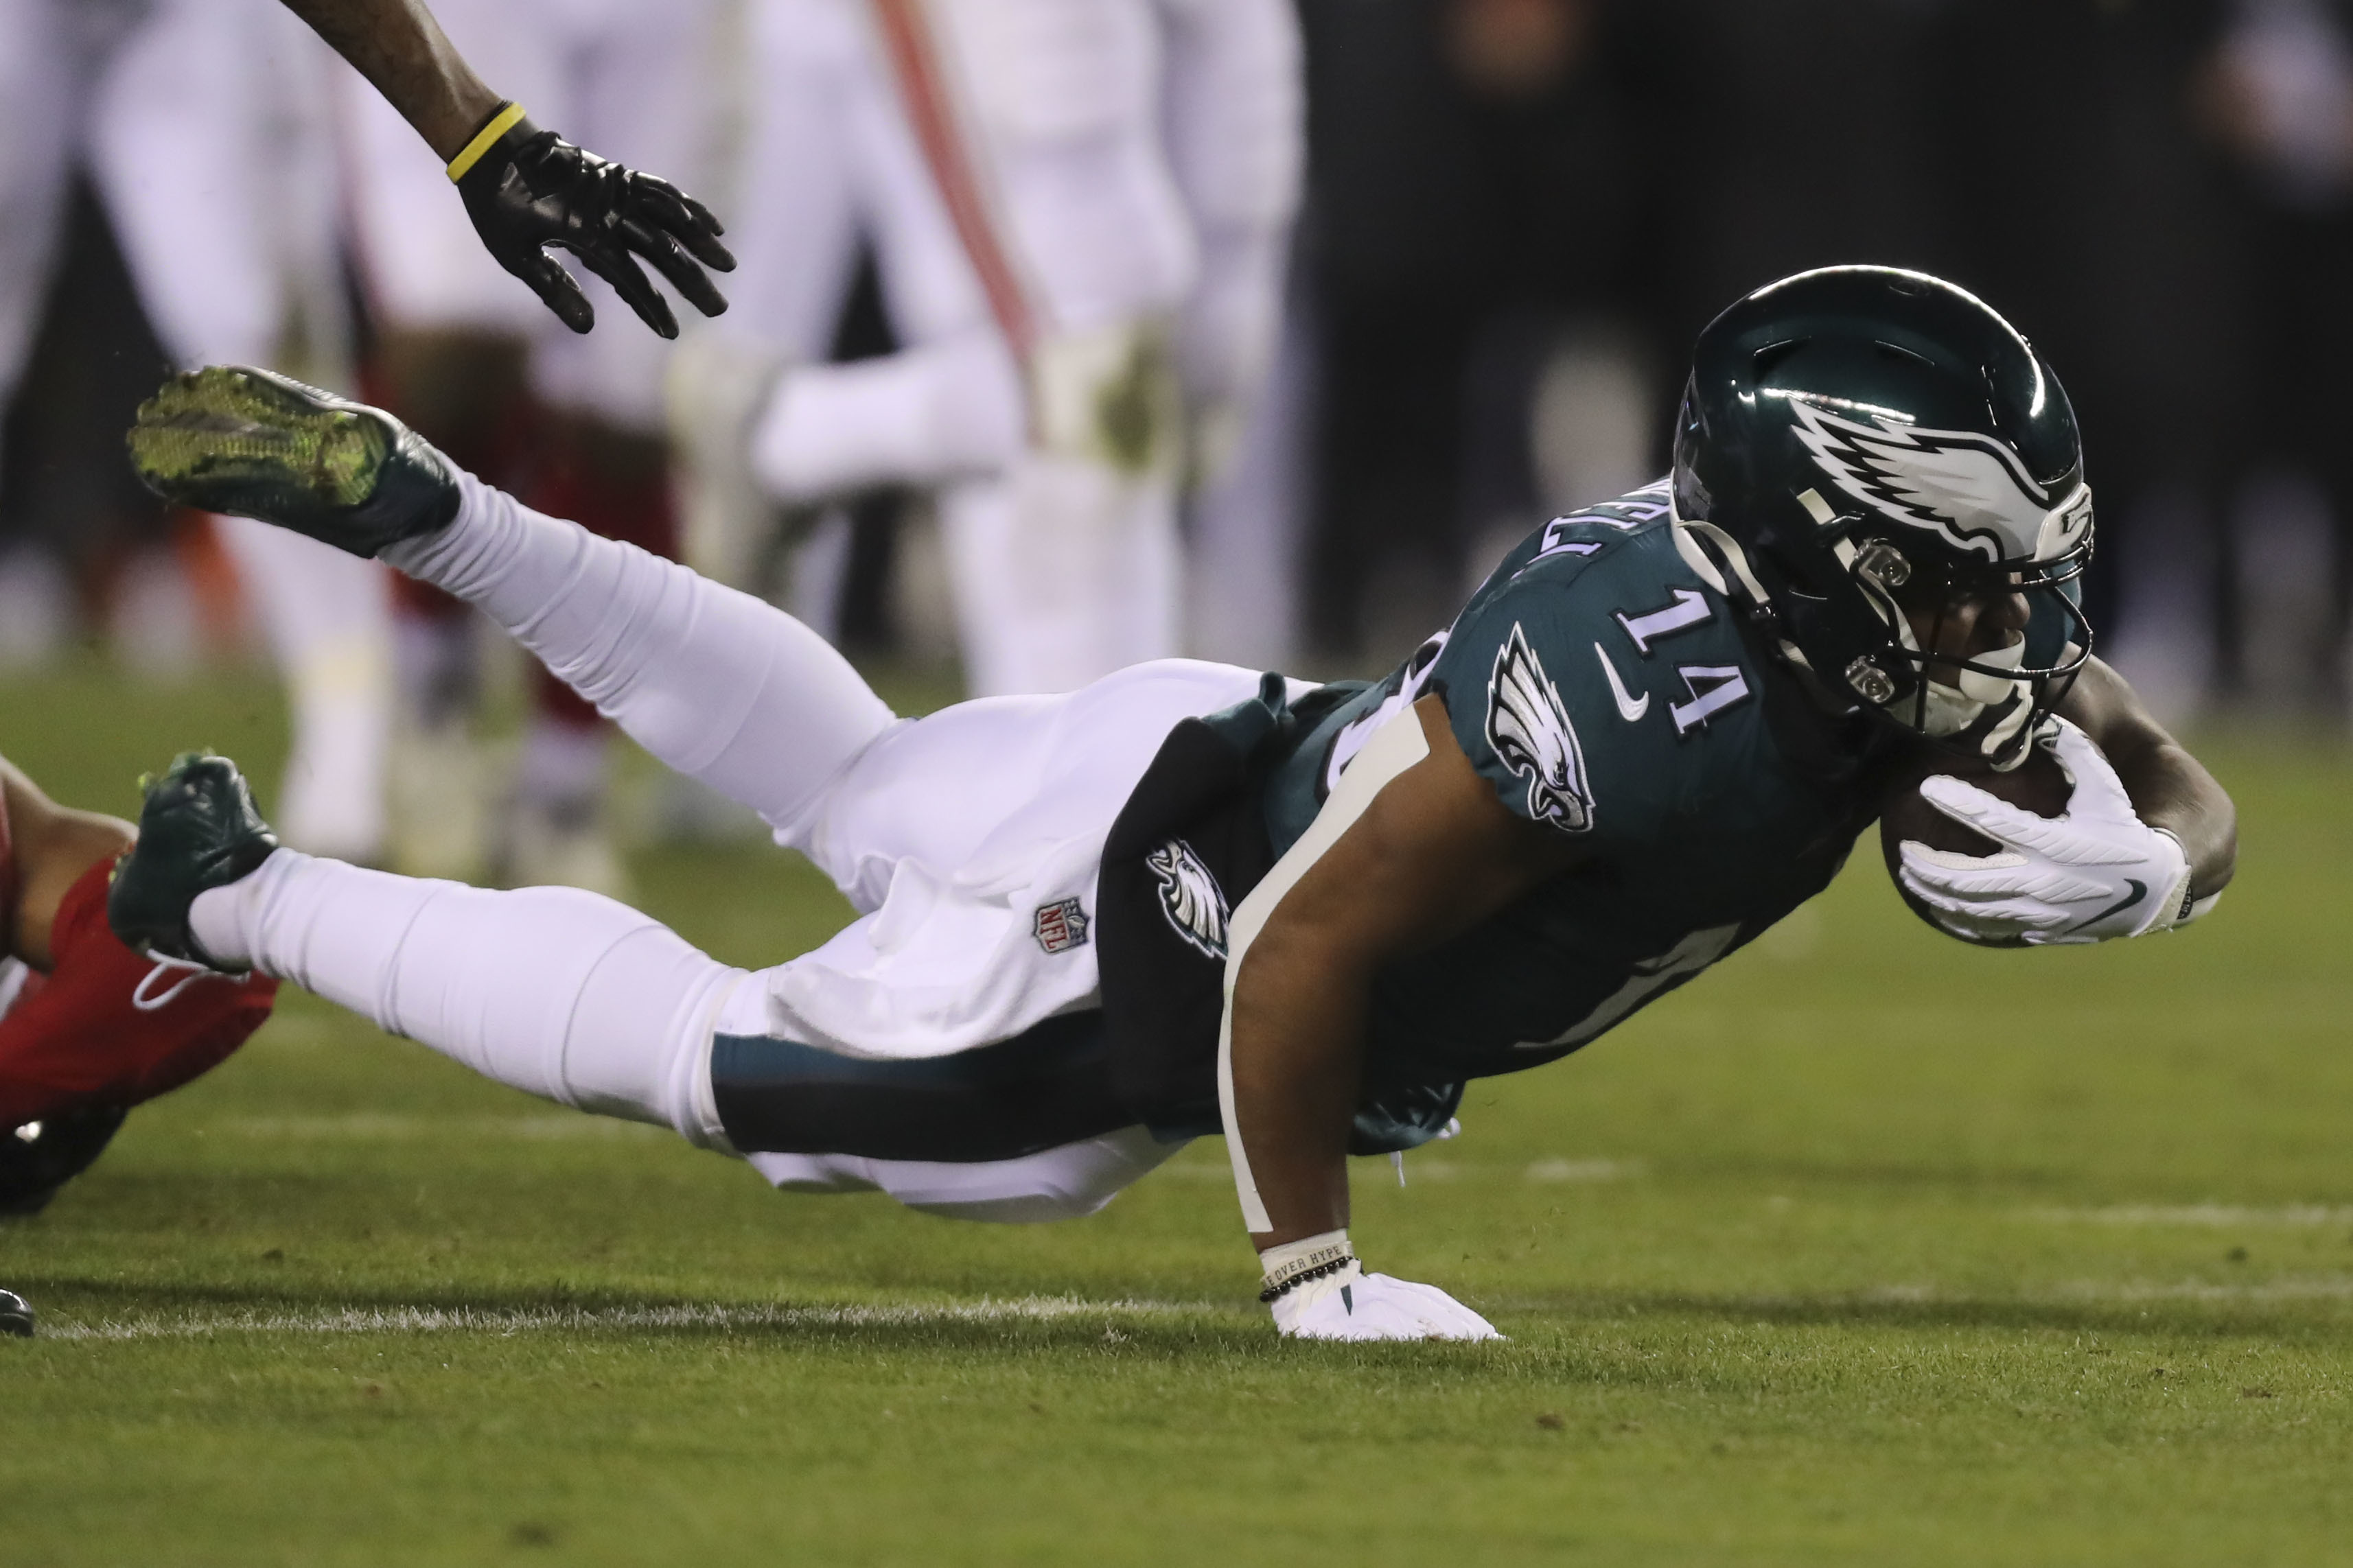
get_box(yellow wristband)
[445,102,529,183]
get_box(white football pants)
[191,476,1273,1219]
[709,0,1299,695]
[0,0,391,860]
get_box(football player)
[674,0,1301,697]
[116,266,2233,1340]
[0,756,277,1216]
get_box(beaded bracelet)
[1258,1253,1356,1304]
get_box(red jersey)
[0,788,277,1130]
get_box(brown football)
[1879,736,2074,931]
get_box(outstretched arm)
[276,0,734,337]
[1228,697,1579,1334]
[275,0,497,161]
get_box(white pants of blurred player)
[340,0,723,891]
[693,0,1299,697]
[0,0,393,861]
[193,475,1304,1219]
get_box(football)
[1879,734,2075,934]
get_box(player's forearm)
[1227,943,1366,1248]
[277,0,502,161]
[2059,659,2236,896]
[2108,735,2235,897]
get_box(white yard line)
[47,1276,2353,1344]
[36,1296,1218,1344]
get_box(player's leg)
[209,522,394,860]
[132,372,903,836]
[126,754,1183,1225]
[91,0,398,861]
[668,0,867,592]
[180,830,1181,1217]
[380,468,900,835]
[187,840,737,1141]
[938,453,1183,697]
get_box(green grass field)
[1,662,2349,1565]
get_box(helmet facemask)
[1831,525,2094,771]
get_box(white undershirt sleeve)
[1216,707,1430,1234]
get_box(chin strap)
[1671,513,1832,690]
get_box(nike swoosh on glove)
[1271,1263,1503,1342]
[456,113,734,338]
[1897,717,2200,946]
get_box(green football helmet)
[1669,265,2093,769]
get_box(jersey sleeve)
[1428,546,1690,852]
[0,857,276,1128]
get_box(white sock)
[381,471,896,833]
[192,848,739,1143]
[211,516,393,860]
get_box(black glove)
[451,105,735,339]
[0,1104,128,1217]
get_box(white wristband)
[1257,1229,1354,1304]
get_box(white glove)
[1897,718,2203,946]
[1273,1264,1503,1341]
[1260,1231,1502,1341]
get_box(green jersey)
[1262,482,1890,1101]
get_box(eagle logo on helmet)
[1148,839,1230,961]
[1787,398,2091,567]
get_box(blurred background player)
[7,1,2350,839]
[0,0,395,861]
[675,0,1301,697]
[340,0,728,891]
[0,749,276,1215]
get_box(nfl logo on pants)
[1032,898,1089,955]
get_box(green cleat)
[126,365,461,557]
[107,752,280,972]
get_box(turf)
[1,662,2350,1565]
